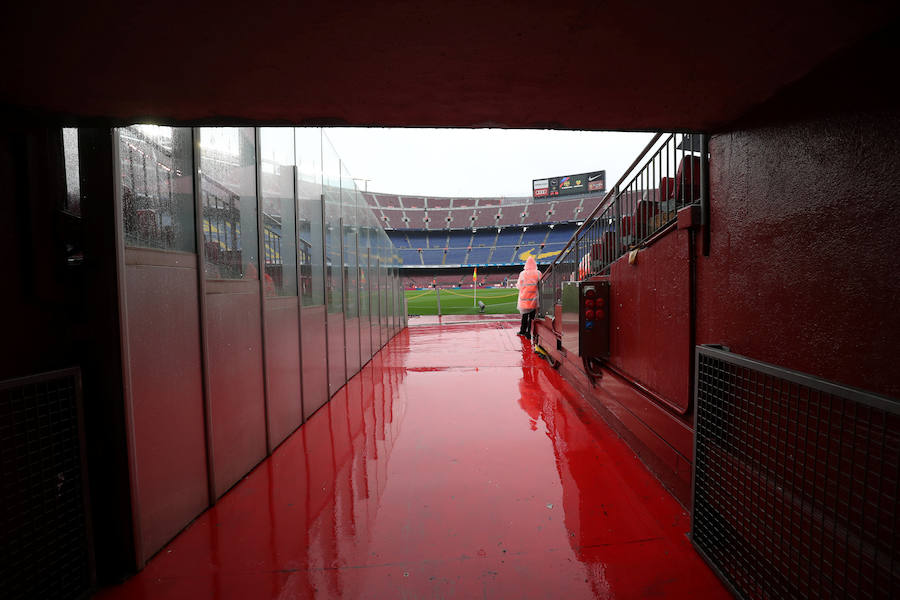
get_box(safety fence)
[1,368,93,600]
[539,133,707,315]
[692,345,899,599]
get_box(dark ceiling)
[2,1,897,131]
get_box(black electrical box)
[579,280,610,359]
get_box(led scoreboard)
[533,170,605,200]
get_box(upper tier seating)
[373,193,401,207]
[552,199,582,222]
[431,210,452,229]
[427,197,452,209]
[495,210,521,226]
[402,196,426,209]
[448,210,474,229]
[472,208,500,228]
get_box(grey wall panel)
[300,304,328,420]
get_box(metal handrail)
[543,132,663,276]
[539,133,707,316]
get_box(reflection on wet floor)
[96,317,730,599]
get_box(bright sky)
[323,128,656,198]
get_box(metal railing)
[539,133,707,316]
[692,345,900,599]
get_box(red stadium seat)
[675,156,702,203]
[659,177,675,200]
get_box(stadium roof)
[1,2,897,131]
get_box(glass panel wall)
[341,162,360,376]
[296,129,324,306]
[296,128,328,418]
[323,135,346,395]
[120,126,194,252]
[259,128,297,296]
[199,127,258,279]
[358,203,372,363]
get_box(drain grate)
[0,369,93,599]
[692,346,899,599]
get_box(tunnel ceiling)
[1,1,897,131]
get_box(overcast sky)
[323,128,655,198]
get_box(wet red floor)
[96,317,731,599]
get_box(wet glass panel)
[62,128,81,216]
[341,163,358,320]
[323,134,346,393]
[199,127,258,279]
[358,208,370,320]
[259,128,297,296]
[296,128,324,306]
[323,136,343,314]
[119,126,194,252]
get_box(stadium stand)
[472,208,499,228]
[495,229,521,247]
[444,249,468,264]
[520,226,549,245]
[495,210,520,226]
[447,231,472,247]
[427,197,452,209]
[402,196,426,209]
[421,248,444,264]
[404,269,520,289]
[471,229,497,247]
[466,247,492,263]
[427,231,448,248]
[553,199,583,222]
[373,193,401,207]
[368,190,600,269]
[398,248,422,265]
[448,210,474,228]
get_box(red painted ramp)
[95,317,730,599]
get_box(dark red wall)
[608,229,691,413]
[700,112,900,399]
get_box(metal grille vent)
[0,369,93,599]
[692,346,899,599]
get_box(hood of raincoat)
[524,256,538,272]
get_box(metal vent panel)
[0,369,93,599]
[692,346,899,599]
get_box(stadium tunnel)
[2,2,900,598]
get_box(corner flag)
[473,268,477,307]
[473,267,477,282]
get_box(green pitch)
[405,288,519,315]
